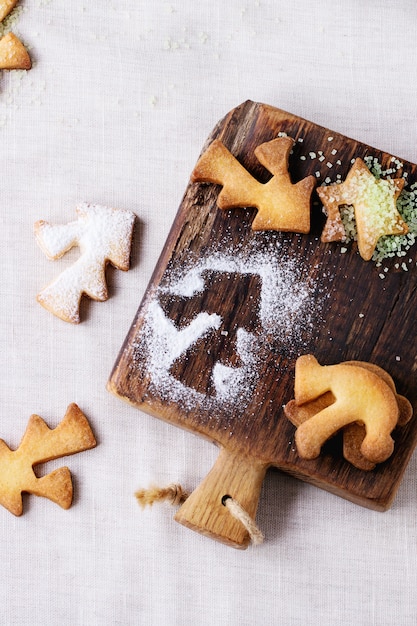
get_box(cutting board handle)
[174,447,267,548]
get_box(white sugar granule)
[133,246,320,415]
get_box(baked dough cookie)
[0,403,96,516]
[192,137,316,233]
[0,32,30,70]
[0,0,18,22]
[35,203,136,323]
[318,158,407,260]
[284,355,409,466]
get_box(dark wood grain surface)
[108,101,417,519]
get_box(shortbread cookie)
[285,391,381,470]
[0,0,18,22]
[285,360,412,470]
[0,32,30,70]
[318,157,407,260]
[191,137,316,232]
[0,403,96,516]
[35,202,136,323]
[287,354,400,464]
[342,362,411,468]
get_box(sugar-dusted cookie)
[0,403,96,516]
[318,157,407,260]
[35,202,136,323]
[191,137,316,233]
[0,31,30,70]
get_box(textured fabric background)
[1,1,417,624]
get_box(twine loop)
[221,494,264,545]
[136,484,264,546]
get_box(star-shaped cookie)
[191,136,316,233]
[317,157,407,260]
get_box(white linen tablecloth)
[1,1,417,624]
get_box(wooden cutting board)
[108,101,417,548]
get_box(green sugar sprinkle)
[339,155,417,266]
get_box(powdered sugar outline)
[133,244,322,416]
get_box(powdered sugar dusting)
[211,328,259,406]
[133,244,322,416]
[144,300,222,373]
[163,249,313,338]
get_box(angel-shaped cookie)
[0,403,96,516]
[35,203,136,323]
[192,136,316,233]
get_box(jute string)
[222,495,264,545]
[135,484,264,545]
[135,484,190,508]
